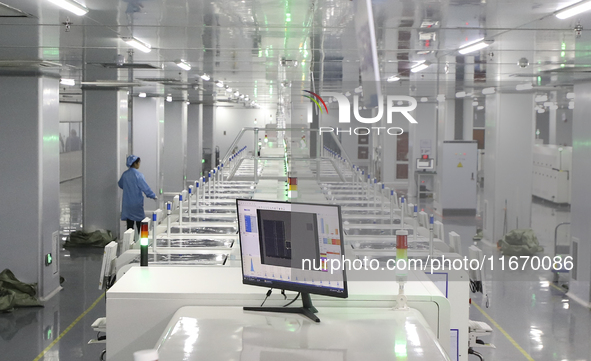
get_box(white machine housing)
[532,144,571,204]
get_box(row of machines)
[102,137,489,361]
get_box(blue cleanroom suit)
[118,167,156,221]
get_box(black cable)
[260,289,273,307]
[283,292,301,307]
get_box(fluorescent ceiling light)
[555,0,591,19]
[456,91,466,98]
[138,92,146,98]
[60,78,75,86]
[516,83,533,91]
[122,37,151,53]
[226,87,232,93]
[566,92,575,99]
[234,91,239,96]
[477,105,484,110]
[166,95,172,102]
[201,73,210,81]
[458,38,493,55]
[47,0,88,16]
[411,61,430,73]
[535,94,548,102]
[387,76,400,82]
[174,59,191,71]
[215,81,224,88]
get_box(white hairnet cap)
[126,155,139,168]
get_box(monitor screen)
[416,158,434,170]
[237,199,347,298]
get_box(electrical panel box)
[440,141,478,214]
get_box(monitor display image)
[237,199,348,322]
[416,158,434,170]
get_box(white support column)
[84,89,128,233]
[482,93,535,244]
[568,82,591,306]
[0,76,61,299]
[163,101,188,192]
[133,97,165,212]
[202,105,217,168]
[187,103,203,181]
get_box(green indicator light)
[160,188,163,194]
[561,51,566,57]
[47,329,52,339]
[141,238,149,246]
[561,64,566,68]
[45,254,52,266]
[562,42,566,50]
[202,159,206,163]
[286,13,291,22]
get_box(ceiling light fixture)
[60,78,75,86]
[516,83,533,91]
[456,91,466,98]
[215,81,224,88]
[47,0,89,16]
[477,105,484,110]
[226,87,232,93]
[566,92,575,99]
[535,94,548,102]
[234,91,239,97]
[410,61,430,73]
[458,38,493,55]
[387,76,400,82]
[482,87,496,95]
[166,95,172,102]
[174,59,191,71]
[555,0,591,19]
[122,37,151,53]
[139,92,147,98]
[201,73,210,81]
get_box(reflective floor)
[0,180,589,360]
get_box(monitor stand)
[243,292,320,322]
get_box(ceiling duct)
[0,60,62,68]
[81,81,143,88]
[0,2,33,17]
[89,63,161,69]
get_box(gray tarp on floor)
[500,229,544,256]
[0,269,42,313]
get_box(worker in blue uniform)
[118,155,157,233]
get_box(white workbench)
[154,306,451,361]
[106,266,451,361]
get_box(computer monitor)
[416,158,434,170]
[237,199,348,322]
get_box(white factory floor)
[0,179,589,361]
